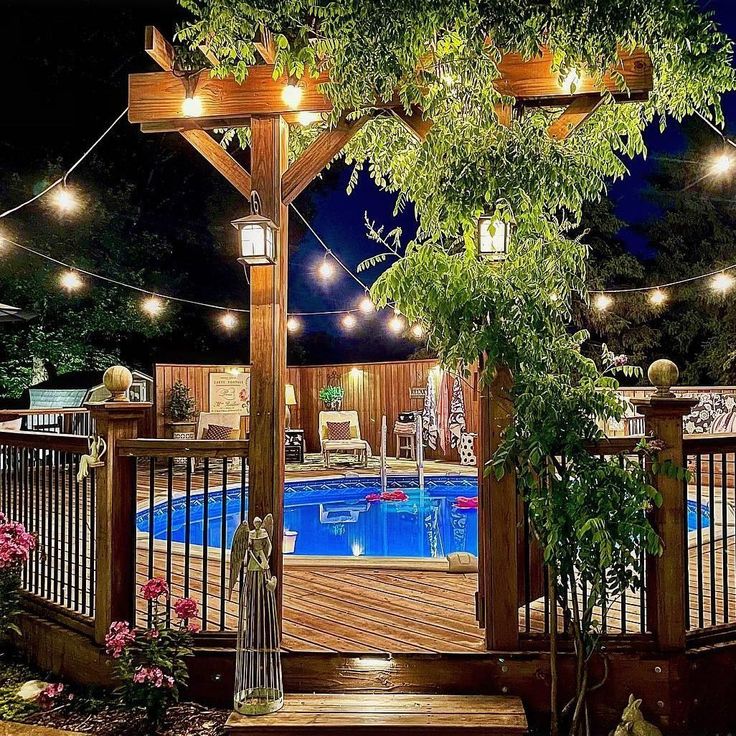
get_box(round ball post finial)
[647,359,679,398]
[103,365,133,402]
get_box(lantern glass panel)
[235,217,277,265]
[478,218,508,260]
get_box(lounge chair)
[193,412,243,471]
[318,410,372,468]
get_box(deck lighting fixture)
[181,73,203,117]
[52,186,78,213]
[142,295,165,317]
[388,313,405,334]
[477,216,510,261]
[282,81,303,108]
[342,313,357,330]
[358,295,375,313]
[594,293,613,312]
[649,289,667,307]
[59,270,83,292]
[711,272,735,294]
[286,316,301,333]
[232,191,278,267]
[220,312,238,330]
[711,151,735,177]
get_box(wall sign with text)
[209,372,250,414]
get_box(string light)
[182,95,203,118]
[711,272,735,294]
[141,295,165,317]
[358,295,375,313]
[410,323,425,339]
[649,289,667,306]
[342,313,357,330]
[51,187,78,213]
[282,83,303,108]
[710,151,734,177]
[318,257,336,281]
[388,314,405,334]
[59,270,83,292]
[287,316,301,333]
[220,312,238,330]
[594,293,613,312]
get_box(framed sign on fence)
[209,372,250,414]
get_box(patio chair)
[318,410,372,468]
[193,412,244,472]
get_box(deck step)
[225,693,528,735]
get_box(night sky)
[2,0,735,366]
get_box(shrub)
[167,379,196,422]
[105,577,199,724]
[0,513,36,639]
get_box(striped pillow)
[204,423,236,441]
[326,421,352,441]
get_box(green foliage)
[0,660,38,722]
[0,571,23,641]
[167,379,197,422]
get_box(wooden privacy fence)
[154,360,481,462]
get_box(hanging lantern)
[232,191,278,266]
[477,215,511,261]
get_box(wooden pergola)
[128,27,653,645]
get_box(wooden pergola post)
[248,116,289,610]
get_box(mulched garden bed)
[0,652,228,736]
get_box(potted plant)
[319,385,344,410]
[165,380,197,444]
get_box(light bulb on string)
[59,270,83,292]
[52,186,78,214]
[358,295,375,314]
[711,272,735,294]
[710,151,735,177]
[220,312,238,330]
[282,82,303,108]
[342,313,357,330]
[410,323,425,339]
[141,295,165,317]
[182,95,203,118]
[649,289,667,307]
[388,313,405,334]
[287,316,301,333]
[593,293,613,312]
[318,257,336,281]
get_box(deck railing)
[118,439,249,632]
[15,408,94,436]
[0,431,97,623]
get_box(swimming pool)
[136,475,710,559]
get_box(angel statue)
[76,435,107,482]
[229,514,283,715]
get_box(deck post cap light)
[647,358,679,398]
[232,190,278,267]
[477,215,511,261]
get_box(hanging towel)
[448,374,467,449]
[422,372,439,450]
[436,370,452,455]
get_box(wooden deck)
[225,694,528,735]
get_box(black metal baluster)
[31,447,39,595]
[54,452,61,604]
[202,458,210,631]
[147,458,156,627]
[723,452,729,624]
[184,458,192,600]
[166,457,173,627]
[220,457,228,631]
[81,470,89,616]
[66,451,74,609]
[709,453,716,625]
[90,468,96,616]
[70,454,79,611]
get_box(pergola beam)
[547,94,605,140]
[282,116,370,204]
[180,129,251,197]
[392,103,513,142]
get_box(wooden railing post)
[633,359,697,652]
[478,361,519,650]
[87,378,152,645]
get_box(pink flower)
[173,597,199,621]
[105,620,137,658]
[187,621,201,634]
[140,577,169,601]
[132,666,173,689]
[145,628,160,639]
[613,354,629,367]
[0,514,37,572]
[38,683,67,711]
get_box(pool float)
[454,496,478,509]
[365,490,409,503]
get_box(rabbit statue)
[618,694,663,736]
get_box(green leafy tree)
[176,2,733,732]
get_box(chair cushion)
[327,421,352,441]
[204,423,237,441]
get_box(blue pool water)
[136,475,710,559]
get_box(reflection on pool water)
[136,475,710,559]
[137,475,478,559]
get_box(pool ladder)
[379,414,425,494]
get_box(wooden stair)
[225,693,528,735]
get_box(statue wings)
[228,519,250,596]
[263,513,274,542]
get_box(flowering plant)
[105,577,198,723]
[38,682,74,711]
[0,513,36,639]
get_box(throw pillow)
[204,423,236,441]
[327,421,352,441]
